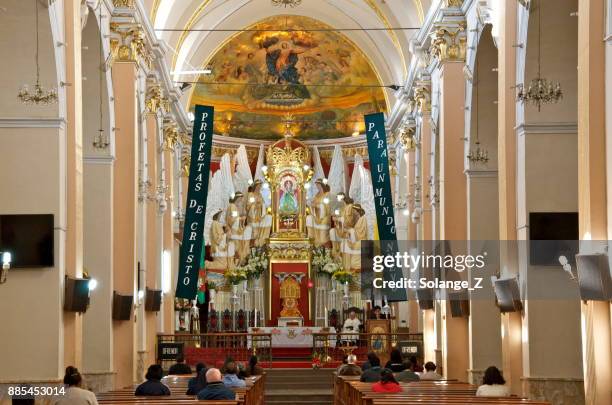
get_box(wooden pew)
[96,373,265,405]
[333,374,551,405]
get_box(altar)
[247,326,336,348]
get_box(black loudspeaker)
[575,254,612,301]
[112,291,133,320]
[145,288,162,312]
[416,288,434,310]
[64,277,90,312]
[493,277,523,313]
[448,292,470,318]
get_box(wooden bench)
[96,373,265,405]
[333,374,551,405]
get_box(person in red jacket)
[371,369,402,393]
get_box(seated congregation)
[37,349,541,405]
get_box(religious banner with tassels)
[176,105,214,299]
[364,112,407,301]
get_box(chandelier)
[271,0,302,7]
[467,53,489,164]
[467,141,489,164]
[517,0,562,111]
[18,0,57,105]
[93,3,110,150]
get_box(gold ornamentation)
[109,24,153,68]
[414,82,431,113]
[180,153,191,177]
[429,24,467,63]
[399,126,417,151]
[113,0,135,7]
[268,242,310,260]
[279,276,302,318]
[443,0,463,7]
[163,121,180,151]
[145,84,164,114]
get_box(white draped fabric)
[247,327,336,348]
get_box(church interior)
[0,0,611,404]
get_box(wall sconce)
[1,252,11,284]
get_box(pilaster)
[111,60,139,389]
[63,0,84,370]
[578,1,612,404]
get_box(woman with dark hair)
[361,352,378,371]
[54,366,98,404]
[476,366,510,397]
[134,364,171,396]
[409,355,424,372]
[248,355,264,376]
[371,369,402,393]
[186,362,207,395]
[384,349,408,372]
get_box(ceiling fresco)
[188,15,387,140]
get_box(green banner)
[176,105,214,299]
[364,112,407,301]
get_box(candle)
[254,309,257,327]
[324,307,328,328]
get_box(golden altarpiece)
[263,132,314,326]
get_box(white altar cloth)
[247,327,336,348]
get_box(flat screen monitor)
[0,214,54,268]
[529,212,579,266]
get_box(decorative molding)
[464,169,498,178]
[515,122,578,136]
[145,83,169,115]
[429,22,467,63]
[521,377,585,405]
[84,155,115,165]
[0,117,66,129]
[82,371,115,394]
[109,23,154,69]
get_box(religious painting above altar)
[188,15,387,140]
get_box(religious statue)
[226,192,251,262]
[342,204,367,271]
[330,192,347,258]
[307,179,331,247]
[206,210,235,270]
[246,180,266,246]
[279,276,303,318]
[279,178,298,214]
[334,196,355,262]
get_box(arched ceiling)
[189,15,387,140]
[144,0,431,140]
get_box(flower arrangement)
[224,267,248,285]
[206,281,217,290]
[240,247,269,280]
[312,247,339,276]
[311,352,323,369]
[332,269,354,284]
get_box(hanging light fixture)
[18,0,58,105]
[517,0,562,111]
[271,0,302,7]
[93,3,110,150]
[467,49,489,164]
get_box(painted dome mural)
[188,15,387,140]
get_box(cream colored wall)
[0,0,58,118]
[82,162,114,374]
[522,132,582,378]
[523,0,578,123]
[516,0,583,382]
[0,126,65,381]
[0,0,65,383]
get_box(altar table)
[247,327,336,348]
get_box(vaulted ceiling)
[143,0,431,139]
